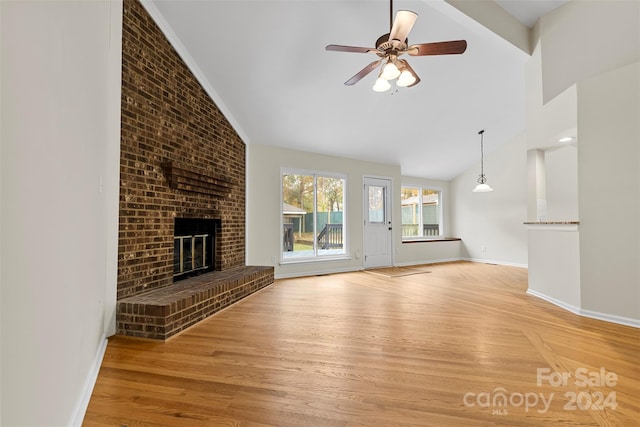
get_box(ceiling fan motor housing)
[375,33,407,52]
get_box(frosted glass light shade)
[372,77,391,92]
[380,62,401,80]
[472,183,493,192]
[397,70,416,87]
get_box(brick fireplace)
[116,0,273,340]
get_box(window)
[282,170,346,260]
[401,186,442,239]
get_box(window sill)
[402,237,461,243]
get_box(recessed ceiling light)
[558,137,574,143]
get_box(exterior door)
[363,177,393,268]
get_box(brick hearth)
[117,266,274,340]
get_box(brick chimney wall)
[118,0,246,300]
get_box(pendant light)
[472,129,493,192]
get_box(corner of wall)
[577,61,640,323]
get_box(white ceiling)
[148,1,563,181]
[496,0,567,28]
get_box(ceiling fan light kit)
[397,70,416,87]
[326,0,467,92]
[373,76,392,92]
[473,130,494,193]
[396,60,417,87]
[381,61,401,80]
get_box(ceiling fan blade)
[389,10,418,48]
[397,59,421,87]
[326,44,376,54]
[407,40,467,56]
[344,60,382,86]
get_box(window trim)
[280,168,348,263]
[400,184,444,241]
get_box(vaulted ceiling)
[147,0,566,180]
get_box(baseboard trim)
[69,334,108,426]
[394,258,463,267]
[526,289,581,315]
[578,308,640,329]
[276,258,465,278]
[464,257,528,268]
[274,258,528,278]
[526,289,640,329]
[275,266,362,279]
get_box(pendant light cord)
[479,129,485,176]
[477,129,486,184]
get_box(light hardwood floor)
[84,262,640,426]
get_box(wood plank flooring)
[83,262,640,426]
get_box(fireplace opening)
[173,218,219,281]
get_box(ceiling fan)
[326,0,467,92]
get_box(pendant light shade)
[472,183,493,192]
[472,129,493,192]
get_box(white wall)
[450,133,528,267]
[396,239,461,267]
[577,62,640,323]
[247,144,401,277]
[523,0,640,326]
[527,226,581,309]
[525,43,579,223]
[539,0,640,103]
[247,144,463,277]
[545,145,579,221]
[1,1,121,425]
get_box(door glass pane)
[368,185,385,223]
